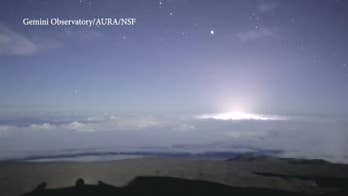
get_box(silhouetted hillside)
[20,176,347,196]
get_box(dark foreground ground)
[21,176,348,196]
[0,156,347,196]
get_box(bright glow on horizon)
[198,112,281,121]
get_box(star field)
[0,0,347,115]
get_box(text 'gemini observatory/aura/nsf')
[22,17,136,27]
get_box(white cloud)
[63,121,95,132]
[108,116,198,132]
[0,125,15,131]
[0,24,61,56]
[110,118,167,130]
[85,115,195,131]
[0,117,183,133]
[0,24,38,55]
[237,28,277,42]
[29,123,56,130]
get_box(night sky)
[0,0,347,162]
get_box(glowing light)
[198,112,282,121]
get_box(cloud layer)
[0,113,347,163]
[0,24,80,56]
[0,24,38,55]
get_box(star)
[210,30,215,35]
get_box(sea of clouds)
[0,113,347,163]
